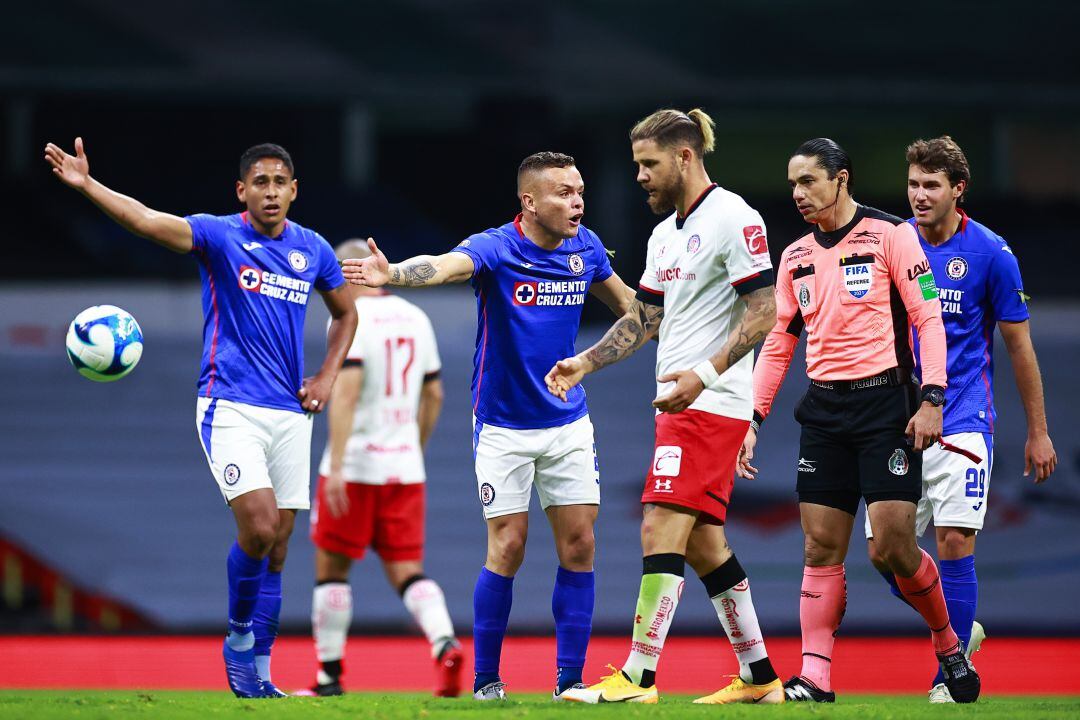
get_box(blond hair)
[630,108,715,156]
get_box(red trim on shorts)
[938,440,982,465]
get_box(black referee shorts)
[794,381,922,516]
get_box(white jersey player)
[546,108,783,705]
[306,240,462,698]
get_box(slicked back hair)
[239,143,294,181]
[907,135,971,200]
[630,108,716,157]
[517,151,576,193]
[793,137,854,190]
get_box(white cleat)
[929,682,955,704]
[966,621,986,661]
[553,682,587,702]
[473,681,507,701]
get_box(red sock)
[894,549,960,655]
[799,564,845,692]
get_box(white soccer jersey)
[318,293,441,484]
[637,184,774,419]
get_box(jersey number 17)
[384,337,415,396]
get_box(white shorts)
[195,397,313,509]
[865,431,992,538]
[472,415,600,519]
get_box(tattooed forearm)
[583,300,664,372]
[389,258,439,287]
[711,285,776,374]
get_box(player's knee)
[874,535,920,576]
[803,532,843,566]
[241,517,280,557]
[487,530,527,573]
[866,539,889,572]
[558,529,595,568]
[937,528,975,559]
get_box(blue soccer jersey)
[451,215,614,429]
[187,212,345,413]
[911,210,1029,434]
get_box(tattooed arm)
[340,238,475,288]
[652,285,776,413]
[544,299,664,400]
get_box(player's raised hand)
[44,137,91,190]
[545,357,586,402]
[341,238,390,287]
[322,471,351,518]
[652,369,705,414]
[737,426,760,480]
[1024,430,1057,483]
[298,372,334,413]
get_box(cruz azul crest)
[567,253,585,276]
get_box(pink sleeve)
[752,262,801,422]
[885,223,947,388]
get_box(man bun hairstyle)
[630,108,716,156]
[906,135,971,200]
[239,143,294,180]
[517,151,576,192]
[793,137,854,190]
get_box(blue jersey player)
[865,136,1057,703]
[342,152,636,701]
[44,139,358,698]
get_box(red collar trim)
[514,213,526,239]
[957,208,969,233]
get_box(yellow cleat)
[558,664,659,704]
[693,676,785,704]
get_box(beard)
[645,176,683,216]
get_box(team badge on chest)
[842,262,873,298]
[567,253,585,276]
[686,234,701,254]
[288,250,309,272]
[946,256,968,280]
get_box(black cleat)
[309,679,344,697]
[783,676,836,703]
[939,644,980,703]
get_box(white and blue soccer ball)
[65,305,144,382]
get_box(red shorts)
[310,477,425,562]
[640,409,749,525]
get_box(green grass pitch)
[1,691,1079,719]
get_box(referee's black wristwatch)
[921,385,946,408]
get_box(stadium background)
[1,0,1079,691]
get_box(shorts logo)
[512,282,537,305]
[743,226,767,255]
[223,463,241,486]
[480,482,496,506]
[946,256,968,280]
[288,250,309,272]
[888,449,909,476]
[842,263,872,299]
[653,446,682,478]
[238,265,262,291]
[798,282,811,309]
[567,253,585,276]
[798,457,817,473]
[687,234,702,254]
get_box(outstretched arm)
[999,319,1056,482]
[340,238,475,288]
[544,298,664,401]
[44,137,193,253]
[652,285,777,413]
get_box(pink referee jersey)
[753,205,947,421]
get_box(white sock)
[226,630,254,652]
[254,655,271,682]
[623,572,684,686]
[711,578,770,683]
[312,582,352,664]
[402,577,456,658]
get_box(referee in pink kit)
[743,139,981,703]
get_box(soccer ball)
[65,305,144,382]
